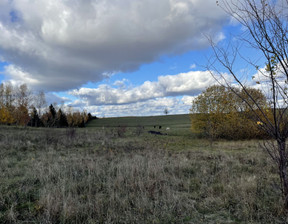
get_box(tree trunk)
[278,139,288,209]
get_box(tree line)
[0,82,96,128]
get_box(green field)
[87,114,192,136]
[1,114,287,223]
[87,114,190,127]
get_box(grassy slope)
[86,114,192,137]
[0,116,287,223]
[86,114,191,128]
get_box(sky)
[0,0,262,117]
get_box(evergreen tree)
[87,113,97,121]
[29,107,42,127]
[47,104,57,127]
[57,109,68,128]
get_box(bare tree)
[210,0,288,208]
[34,90,46,117]
[15,84,32,126]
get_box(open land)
[0,114,287,223]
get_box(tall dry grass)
[0,126,287,223]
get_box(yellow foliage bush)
[190,85,268,140]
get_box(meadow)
[1,114,287,223]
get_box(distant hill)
[86,114,191,129]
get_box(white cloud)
[4,65,40,86]
[182,95,196,105]
[249,65,288,105]
[0,0,228,91]
[76,97,191,117]
[113,79,129,88]
[70,70,215,105]
[190,64,196,69]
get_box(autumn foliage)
[0,83,96,127]
[190,85,269,140]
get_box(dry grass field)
[0,116,287,223]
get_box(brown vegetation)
[0,126,287,223]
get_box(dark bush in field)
[117,125,127,137]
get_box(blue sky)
[0,0,262,117]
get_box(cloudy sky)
[0,0,261,117]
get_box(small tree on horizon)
[164,108,169,115]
